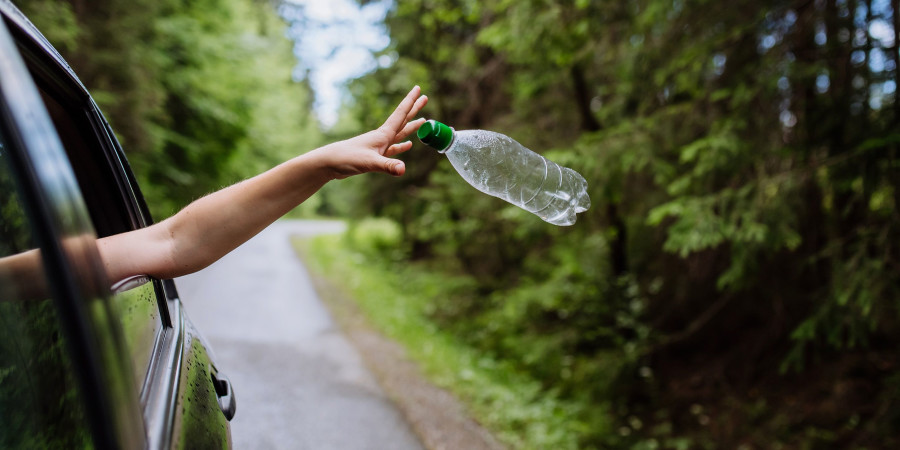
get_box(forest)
[16,0,900,448]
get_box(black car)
[0,1,235,448]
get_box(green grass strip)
[293,230,584,450]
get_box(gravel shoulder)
[303,255,505,450]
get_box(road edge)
[296,244,505,450]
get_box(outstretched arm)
[98,86,427,282]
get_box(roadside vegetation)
[314,1,900,447]
[297,220,589,449]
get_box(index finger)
[381,85,422,134]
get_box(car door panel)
[111,275,165,392]
[173,329,233,450]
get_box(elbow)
[157,217,220,279]
[101,216,220,282]
[152,241,210,280]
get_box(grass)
[292,219,586,450]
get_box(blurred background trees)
[15,0,900,447]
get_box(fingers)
[369,85,425,177]
[374,155,405,176]
[380,142,412,177]
[385,141,413,157]
[395,118,426,142]
[381,85,421,134]
[405,94,428,122]
[389,159,405,176]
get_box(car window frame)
[0,5,200,448]
[1,4,235,447]
[0,10,145,449]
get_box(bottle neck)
[437,133,455,153]
[416,119,455,152]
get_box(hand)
[318,85,428,179]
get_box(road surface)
[176,220,423,450]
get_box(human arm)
[0,248,45,301]
[97,86,428,282]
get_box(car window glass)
[29,73,168,394]
[0,136,93,448]
[35,84,132,236]
[110,276,163,390]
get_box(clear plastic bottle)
[417,119,590,226]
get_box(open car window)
[19,34,169,395]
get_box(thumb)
[385,158,406,177]
[375,156,405,177]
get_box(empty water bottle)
[417,119,590,226]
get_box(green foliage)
[333,0,900,446]
[344,216,405,261]
[13,0,79,52]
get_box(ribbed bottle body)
[444,130,590,226]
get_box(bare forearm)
[0,248,47,301]
[99,148,333,282]
[163,149,332,276]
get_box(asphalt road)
[175,220,423,450]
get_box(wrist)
[298,146,341,182]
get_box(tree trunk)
[570,64,602,132]
[571,64,628,275]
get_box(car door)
[0,3,234,448]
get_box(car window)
[35,82,134,236]
[26,56,168,394]
[0,136,93,448]
[110,276,164,388]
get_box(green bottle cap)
[417,119,454,151]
